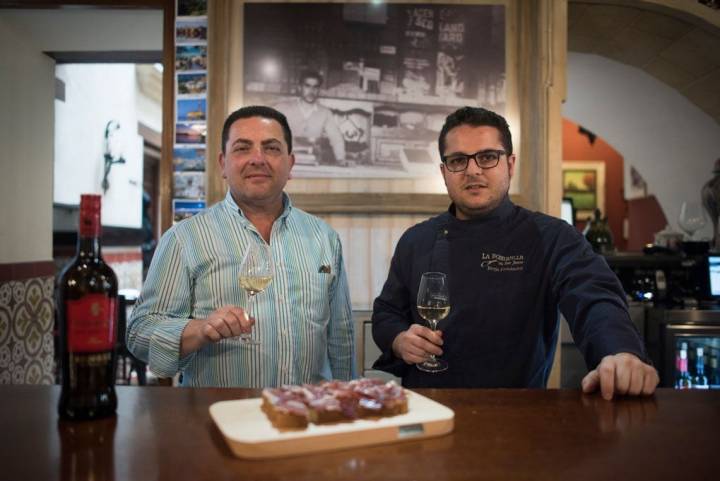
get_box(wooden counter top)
[3,386,718,480]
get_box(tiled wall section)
[0,262,55,385]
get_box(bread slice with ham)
[261,378,408,429]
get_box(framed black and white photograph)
[241,3,506,179]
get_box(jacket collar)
[447,194,514,224]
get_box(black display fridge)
[646,308,720,389]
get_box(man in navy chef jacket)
[372,106,659,399]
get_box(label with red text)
[66,295,116,352]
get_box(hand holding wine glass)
[416,272,450,373]
[237,241,273,345]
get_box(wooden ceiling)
[568,0,720,124]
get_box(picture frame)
[561,161,606,222]
[239,2,507,181]
[173,171,206,199]
[173,147,206,172]
[177,72,207,96]
[177,98,207,122]
[205,0,536,215]
[176,18,208,45]
[173,198,206,224]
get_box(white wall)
[0,16,54,263]
[55,64,144,229]
[564,52,720,239]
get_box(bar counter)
[3,386,719,480]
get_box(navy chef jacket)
[371,196,648,388]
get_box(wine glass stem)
[242,293,255,341]
[427,321,438,361]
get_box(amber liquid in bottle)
[57,194,118,420]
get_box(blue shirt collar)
[223,190,293,223]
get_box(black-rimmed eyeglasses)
[442,149,507,172]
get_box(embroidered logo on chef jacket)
[480,252,524,272]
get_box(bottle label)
[66,295,116,352]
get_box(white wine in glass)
[237,242,273,345]
[416,272,450,373]
[239,275,272,296]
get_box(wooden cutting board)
[209,390,454,459]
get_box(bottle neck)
[77,235,102,260]
[77,195,102,260]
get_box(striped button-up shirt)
[126,191,356,387]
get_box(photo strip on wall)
[173,0,208,224]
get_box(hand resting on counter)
[581,353,659,400]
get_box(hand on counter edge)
[581,352,660,400]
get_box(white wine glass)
[237,241,273,345]
[678,201,707,240]
[416,272,450,373]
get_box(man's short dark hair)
[438,106,513,158]
[221,105,293,154]
[299,69,323,86]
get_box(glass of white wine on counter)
[416,272,450,373]
[237,241,274,345]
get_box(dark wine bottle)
[57,194,118,420]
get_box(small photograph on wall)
[242,2,506,178]
[173,171,205,199]
[562,161,606,222]
[176,18,207,44]
[177,98,206,122]
[173,199,206,224]
[176,45,207,72]
[177,72,207,95]
[178,0,207,17]
[173,147,206,172]
[175,122,206,145]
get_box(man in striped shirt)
[127,106,356,387]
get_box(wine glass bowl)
[678,201,707,240]
[237,242,273,345]
[416,272,450,373]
